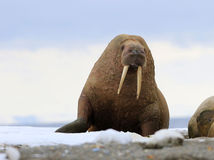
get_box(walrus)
[188,96,214,138]
[56,34,169,136]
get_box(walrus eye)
[121,45,125,51]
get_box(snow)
[131,129,185,148]
[151,129,184,141]
[0,127,131,146]
[6,147,20,160]
[0,126,187,147]
[95,129,132,144]
[0,153,6,160]
[146,129,184,147]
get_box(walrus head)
[117,39,147,99]
[197,110,214,136]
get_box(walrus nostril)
[131,49,145,55]
[121,45,125,51]
[132,49,138,55]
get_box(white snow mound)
[146,129,184,147]
[6,147,20,160]
[95,129,132,144]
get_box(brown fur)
[56,34,169,136]
[188,96,214,138]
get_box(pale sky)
[0,0,214,124]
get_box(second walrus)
[56,34,169,136]
[188,96,214,138]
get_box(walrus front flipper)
[55,118,88,133]
[56,94,93,133]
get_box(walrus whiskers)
[137,66,142,99]
[117,65,129,95]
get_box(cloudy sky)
[0,0,214,124]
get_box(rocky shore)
[1,138,214,160]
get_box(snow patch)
[0,153,7,160]
[130,132,150,143]
[6,147,20,160]
[151,129,184,141]
[131,129,184,148]
[0,127,131,146]
[0,126,186,147]
[95,129,131,144]
[146,129,184,148]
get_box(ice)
[0,127,131,146]
[0,126,186,147]
[0,153,7,160]
[0,126,95,146]
[95,129,131,144]
[146,129,184,147]
[6,147,20,160]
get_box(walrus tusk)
[137,66,142,99]
[117,65,129,95]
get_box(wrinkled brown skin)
[56,34,169,136]
[188,96,214,138]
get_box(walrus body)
[56,34,169,136]
[188,96,214,138]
